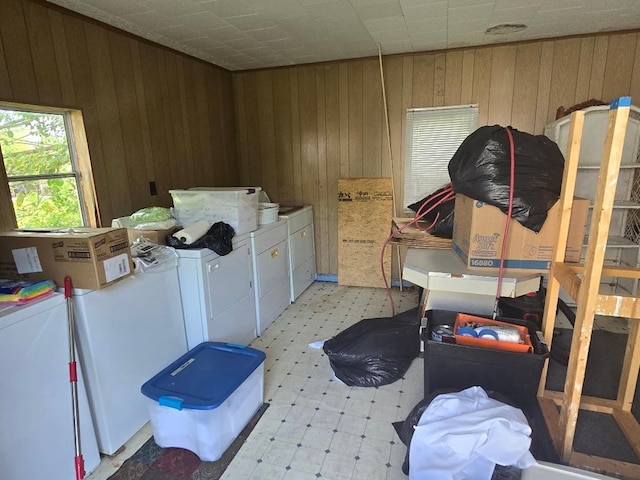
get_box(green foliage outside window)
[0,109,83,228]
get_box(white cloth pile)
[409,386,537,480]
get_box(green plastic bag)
[130,207,172,224]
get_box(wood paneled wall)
[233,31,640,276]
[0,0,238,231]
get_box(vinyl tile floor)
[86,281,629,480]
[86,282,421,480]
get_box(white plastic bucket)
[258,203,279,225]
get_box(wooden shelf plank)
[542,390,618,414]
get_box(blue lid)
[141,342,266,410]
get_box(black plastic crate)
[423,309,549,412]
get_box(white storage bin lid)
[170,187,261,194]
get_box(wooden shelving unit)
[538,98,640,479]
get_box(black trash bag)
[448,125,564,232]
[322,307,420,387]
[166,221,235,256]
[392,388,524,479]
[407,184,455,238]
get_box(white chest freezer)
[0,293,100,480]
[72,263,188,454]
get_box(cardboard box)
[127,227,179,246]
[112,217,179,246]
[452,194,589,272]
[0,228,133,290]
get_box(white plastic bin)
[141,342,265,461]
[170,187,261,235]
[258,202,280,225]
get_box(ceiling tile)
[208,25,247,41]
[226,14,276,31]
[142,0,207,18]
[82,0,149,16]
[494,0,541,8]
[406,16,448,33]
[382,38,415,53]
[199,0,263,18]
[349,0,398,7]
[355,2,403,20]
[448,3,494,23]
[489,6,539,25]
[183,36,224,50]
[247,26,291,41]
[402,2,448,19]
[176,12,229,32]
[530,6,584,24]
[363,15,407,31]
[121,10,182,30]
[157,23,204,41]
[448,0,497,6]
[299,0,340,5]
[447,19,491,34]
[369,28,410,41]
[410,30,448,43]
[400,0,442,7]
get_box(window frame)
[0,101,98,229]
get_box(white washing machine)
[175,232,257,350]
[72,262,188,454]
[0,293,101,480]
[250,219,291,335]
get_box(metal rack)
[545,105,640,297]
[538,98,640,479]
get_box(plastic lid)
[141,342,266,410]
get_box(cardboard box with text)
[0,227,133,290]
[452,194,589,272]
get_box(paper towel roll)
[173,220,210,244]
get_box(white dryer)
[250,219,291,335]
[175,232,257,350]
[278,205,316,301]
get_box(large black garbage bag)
[407,184,455,238]
[322,307,420,387]
[448,125,564,232]
[392,388,524,479]
[166,222,235,256]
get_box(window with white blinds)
[404,104,478,210]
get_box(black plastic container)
[423,309,549,412]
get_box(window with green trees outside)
[0,107,88,229]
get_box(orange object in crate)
[454,313,533,353]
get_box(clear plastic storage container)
[141,342,265,461]
[169,187,261,235]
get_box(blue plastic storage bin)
[141,342,266,461]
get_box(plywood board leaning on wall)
[338,178,392,288]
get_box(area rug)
[108,403,269,480]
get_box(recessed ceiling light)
[485,24,527,35]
